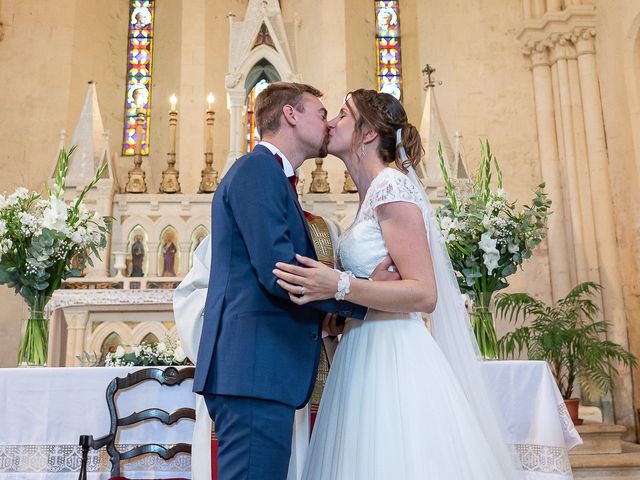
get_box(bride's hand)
[274,254,340,305]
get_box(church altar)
[0,361,581,479]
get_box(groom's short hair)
[255,82,323,136]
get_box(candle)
[207,92,215,111]
[169,93,177,112]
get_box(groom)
[194,82,370,480]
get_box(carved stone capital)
[225,72,243,89]
[572,27,596,56]
[526,40,554,67]
[64,310,90,330]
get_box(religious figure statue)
[162,234,177,277]
[130,234,145,277]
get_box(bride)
[273,89,522,479]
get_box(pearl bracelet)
[335,269,354,301]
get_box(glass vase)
[470,291,498,359]
[18,295,50,367]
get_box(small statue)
[130,235,145,277]
[161,234,177,277]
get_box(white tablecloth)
[484,360,582,479]
[0,361,581,479]
[0,366,195,479]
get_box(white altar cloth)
[0,361,581,479]
[484,360,582,479]
[0,366,194,479]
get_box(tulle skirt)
[302,310,512,480]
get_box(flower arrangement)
[104,338,191,367]
[0,146,111,365]
[436,141,551,357]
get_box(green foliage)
[436,140,551,295]
[496,282,637,399]
[0,146,112,365]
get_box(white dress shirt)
[258,141,295,177]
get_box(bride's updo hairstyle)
[346,89,423,172]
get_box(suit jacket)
[193,145,366,408]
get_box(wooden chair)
[77,366,196,480]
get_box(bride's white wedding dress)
[302,168,513,480]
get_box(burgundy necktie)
[273,152,298,193]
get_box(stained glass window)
[375,1,402,100]
[246,79,270,152]
[122,0,155,156]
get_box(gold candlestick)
[309,158,330,193]
[342,170,357,193]
[125,108,148,193]
[159,105,182,194]
[199,95,219,193]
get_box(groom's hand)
[369,255,401,282]
[322,313,344,336]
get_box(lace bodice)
[337,168,426,279]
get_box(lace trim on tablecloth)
[0,444,190,473]
[513,443,572,475]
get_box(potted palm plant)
[495,282,636,425]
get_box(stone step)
[572,442,640,479]
[571,423,628,455]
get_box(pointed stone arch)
[224,0,300,172]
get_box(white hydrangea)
[156,342,167,354]
[0,195,7,210]
[0,219,6,236]
[7,187,30,206]
[18,212,39,235]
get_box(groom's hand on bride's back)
[369,255,401,282]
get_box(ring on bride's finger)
[300,286,306,295]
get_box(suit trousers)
[203,393,296,480]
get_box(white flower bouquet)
[104,338,191,367]
[436,141,551,357]
[0,147,111,365]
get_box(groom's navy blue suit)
[194,145,366,480]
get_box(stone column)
[522,0,532,20]
[567,49,601,287]
[147,241,159,276]
[575,27,635,430]
[223,86,246,174]
[178,0,206,193]
[550,62,578,284]
[179,241,191,276]
[532,0,546,18]
[528,42,572,300]
[552,36,589,283]
[546,0,562,12]
[89,180,113,277]
[64,310,89,366]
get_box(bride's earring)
[360,143,365,157]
